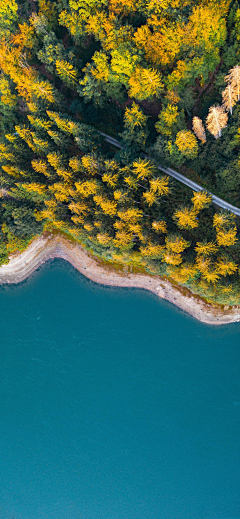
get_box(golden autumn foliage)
[113,230,133,248]
[174,207,198,229]
[96,233,112,245]
[216,228,238,247]
[134,24,182,67]
[140,243,165,259]
[117,208,143,222]
[216,256,238,276]
[195,241,218,256]
[93,195,117,216]
[152,220,167,233]
[191,191,211,211]
[68,201,89,216]
[213,212,235,229]
[132,158,155,180]
[148,176,169,197]
[142,190,158,206]
[163,251,183,265]
[0,0,240,306]
[21,183,46,195]
[213,212,237,246]
[55,60,78,85]
[124,103,148,131]
[128,66,163,100]
[109,0,137,15]
[202,269,220,284]
[175,130,198,158]
[155,105,180,136]
[49,182,71,202]
[165,235,190,253]
[75,179,98,197]
[195,255,211,273]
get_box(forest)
[1,0,240,305]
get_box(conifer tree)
[206,105,228,138]
[225,65,240,102]
[222,83,238,115]
[192,117,206,143]
[173,206,198,229]
[128,67,163,101]
[175,130,198,158]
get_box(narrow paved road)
[100,132,240,217]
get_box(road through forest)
[100,132,240,217]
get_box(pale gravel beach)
[0,233,239,325]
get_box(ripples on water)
[0,259,239,519]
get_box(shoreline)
[0,233,239,325]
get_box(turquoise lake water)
[0,259,239,519]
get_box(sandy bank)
[0,233,239,325]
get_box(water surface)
[0,259,239,519]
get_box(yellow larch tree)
[109,0,137,15]
[202,269,220,284]
[132,158,155,180]
[124,103,148,132]
[213,212,235,229]
[68,201,89,217]
[150,175,170,195]
[134,24,183,68]
[96,233,112,246]
[0,76,17,107]
[140,243,165,259]
[142,190,158,206]
[165,235,190,253]
[195,241,218,256]
[55,59,78,85]
[91,51,110,82]
[152,220,167,234]
[216,228,238,247]
[81,155,99,176]
[102,172,119,188]
[162,251,183,266]
[93,195,117,216]
[155,105,180,136]
[47,152,65,170]
[213,212,237,246]
[128,66,163,101]
[117,208,143,223]
[216,256,238,276]
[69,157,82,172]
[46,111,79,135]
[48,182,71,202]
[31,159,52,178]
[21,183,46,195]
[175,130,198,158]
[74,179,99,198]
[195,255,211,274]
[191,191,211,211]
[113,230,133,250]
[173,207,198,229]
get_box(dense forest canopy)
[1,0,240,304]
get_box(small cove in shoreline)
[0,233,239,325]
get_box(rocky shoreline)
[0,233,239,325]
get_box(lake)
[0,259,239,519]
